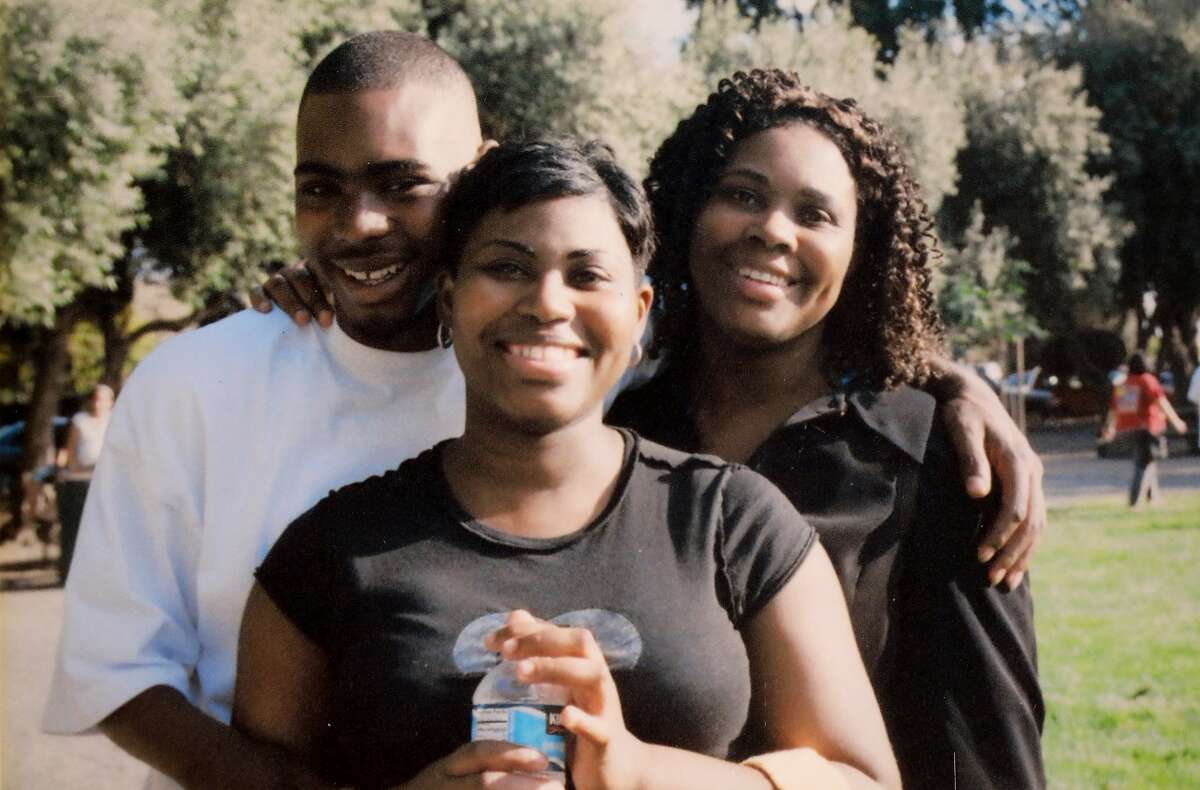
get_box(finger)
[514,656,607,693]
[985,462,1039,584]
[441,741,548,777]
[479,771,565,790]
[943,402,992,499]
[284,264,333,325]
[250,285,273,313]
[503,626,601,662]
[263,272,310,326]
[979,449,1031,566]
[559,704,610,747]
[985,512,1034,587]
[1000,479,1045,590]
[485,611,547,650]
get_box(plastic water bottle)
[471,660,568,784]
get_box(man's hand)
[250,261,334,328]
[929,359,1046,590]
[100,685,333,790]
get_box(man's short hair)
[302,31,475,104]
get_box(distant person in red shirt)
[1102,352,1187,506]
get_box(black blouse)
[607,367,1046,790]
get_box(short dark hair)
[301,31,474,104]
[1128,352,1148,376]
[436,138,655,277]
[646,69,944,389]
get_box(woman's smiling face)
[688,123,858,351]
[443,193,652,433]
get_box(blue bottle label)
[471,703,567,775]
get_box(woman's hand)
[397,740,564,790]
[250,261,334,328]
[487,611,648,790]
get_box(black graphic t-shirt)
[254,430,815,789]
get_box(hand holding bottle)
[395,740,563,790]
[486,611,649,790]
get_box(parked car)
[1000,366,1057,417]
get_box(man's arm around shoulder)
[100,686,331,790]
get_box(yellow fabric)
[742,748,852,790]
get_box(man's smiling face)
[294,84,483,350]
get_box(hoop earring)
[437,321,453,349]
[630,341,644,367]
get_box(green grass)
[1039,492,1200,788]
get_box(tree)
[683,3,965,211]
[437,0,698,174]
[1053,0,1200,387]
[686,0,1083,60]
[0,0,179,325]
[938,34,1127,380]
[938,204,1042,358]
[1,0,180,477]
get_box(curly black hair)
[645,69,944,389]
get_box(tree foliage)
[1053,0,1200,374]
[3,0,1195,448]
[687,0,1082,59]
[939,37,1127,339]
[683,3,965,211]
[0,0,178,324]
[938,203,1042,357]
[437,0,697,174]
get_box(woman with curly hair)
[608,69,1045,789]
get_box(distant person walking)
[1102,353,1187,506]
[56,384,114,578]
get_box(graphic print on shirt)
[453,609,643,777]
[1115,383,1142,416]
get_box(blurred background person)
[1102,352,1187,506]
[56,384,115,578]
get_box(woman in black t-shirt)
[606,70,1045,789]
[233,140,899,790]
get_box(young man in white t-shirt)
[44,33,492,790]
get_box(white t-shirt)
[43,309,465,789]
[70,410,110,469]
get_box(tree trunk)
[97,302,133,390]
[21,302,84,472]
[1160,309,1192,401]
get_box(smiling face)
[295,84,484,350]
[688,123,858,353]
[442,194,652,434]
